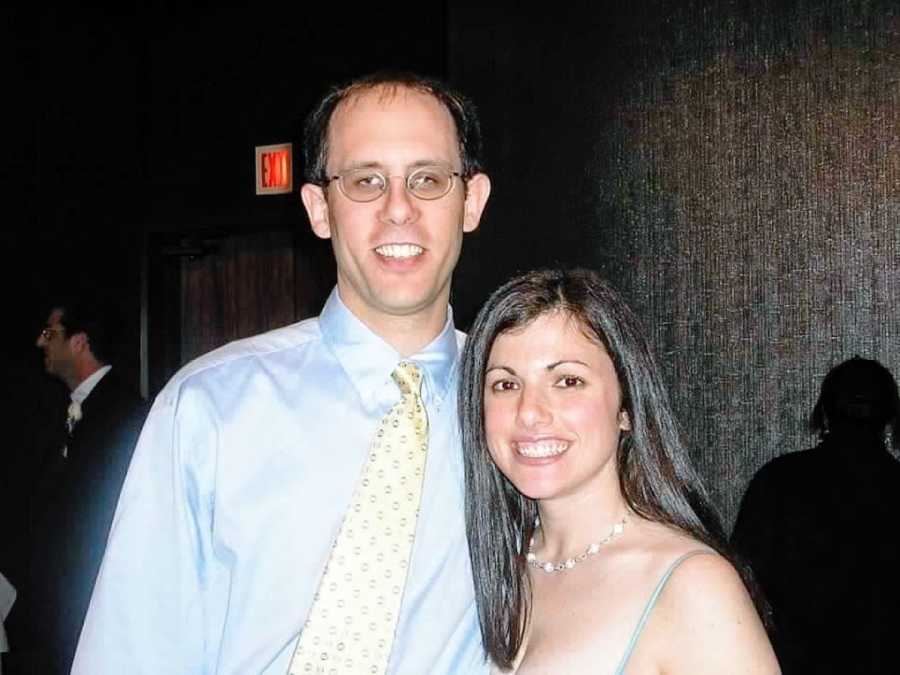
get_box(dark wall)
[4,7,145,376]
[449,0,900,527]
[3,3,449,383]
[135,5,449,230]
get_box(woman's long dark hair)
[460,269,751,669]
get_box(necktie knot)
[391,361,423,397]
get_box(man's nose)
[379,176,419,226]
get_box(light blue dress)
[614,549,714,673]
[495,549,715,674]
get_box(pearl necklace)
[526,514,627,573]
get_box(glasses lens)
[339,169,386,202]
[407,167,453,200]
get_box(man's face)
[302,86,490,333]
[36,309,75,380]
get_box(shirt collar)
[71,364,112,404]
[319,288,459,411]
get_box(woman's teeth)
[515,441,569,458]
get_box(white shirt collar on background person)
[70,364,112,405]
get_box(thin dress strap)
[613,549,715,674]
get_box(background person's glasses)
[326,165,461,202]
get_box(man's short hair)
[54,301,112,364]
[810,356,900,447]
[302,71,486,186]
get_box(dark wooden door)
[142,228,334,398]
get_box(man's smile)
[375,243,424,259]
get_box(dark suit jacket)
[7,370,148,675]
[731,431,900,675]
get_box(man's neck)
[69,362,110,400]
[368,310,449,356]
[338,292,451,356]
[69,362,99,390]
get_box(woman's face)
[483,311,630,503]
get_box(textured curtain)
[451,0,900,527]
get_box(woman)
[460,269,778,674]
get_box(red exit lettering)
[260,149,291,189]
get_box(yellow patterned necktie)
[288,361,429,675]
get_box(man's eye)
[410,172,439,188]
[555,376,584,388]
[355,174,385,189]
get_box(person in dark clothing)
[5,303,147,675]
[732,356,900,675]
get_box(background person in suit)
[732,356,900,674]
[4,302,147,675]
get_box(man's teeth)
[376,244,423,258]
[516,441,569,458]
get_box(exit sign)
[255,143,293,195]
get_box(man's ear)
[462,173,491,233]
[68,332,89,354]
[301,183,332,240]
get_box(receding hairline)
[339,80,442,106]
[324,83,462,163]
[331,82,456,120]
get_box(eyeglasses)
[326,165,462,203]
[40,327,61,341]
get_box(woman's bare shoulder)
[645,540,780,674]
[621,518,715,563]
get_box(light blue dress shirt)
[72,289,489,675]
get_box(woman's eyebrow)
[547,359,590,370]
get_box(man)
[73,72,492,674]
[6,303,146,674]
[732,357,900,674]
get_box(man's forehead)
[327,85,458,150]
[335,83,436,115]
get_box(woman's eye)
[489,379,518,392]
[556,376,584,388]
